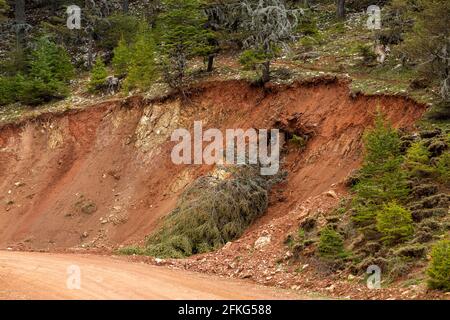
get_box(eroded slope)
[0,79,425,250]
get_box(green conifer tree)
[352,112,409,225]
[112,35,132,77]
[376,202,414,245]
[88,57,108,93]
[124,21,158,91]
[157,0,214,89]
[21,37,74,105]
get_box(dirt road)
[0,251,311,300]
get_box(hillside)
[0,0,449,301]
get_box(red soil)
[0,78,425,252]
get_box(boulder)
[254,235,271,249]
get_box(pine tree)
[157,0,214,89]
[427,239,450,291]
[28,37,75,84]
[376,202,414,245]
[124,21,158,91]
[112,35,132,77]
[88,57,108,93]
[352,112,409,225]
[318,227,347,260]
[21,37,74,105]
[239,0,302,83]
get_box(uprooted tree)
[142,164,286,258]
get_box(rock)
[14,181,25,187]
[325,284,335,292]
[222,242,232,250]
[155,258,165,265]
[81,231,89,238]
[106,76,120,94]
[80,201,97,215]
[254,235,271,249]
[326,190,338,199]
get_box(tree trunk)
[337,0,345,20]
[262,61,270,83]
[51,0,58,15]
[87,35,94,68]
[122,0,129,13]
[207,55,214,72]
[14,0,25,49]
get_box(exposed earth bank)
[1,78,441,300]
